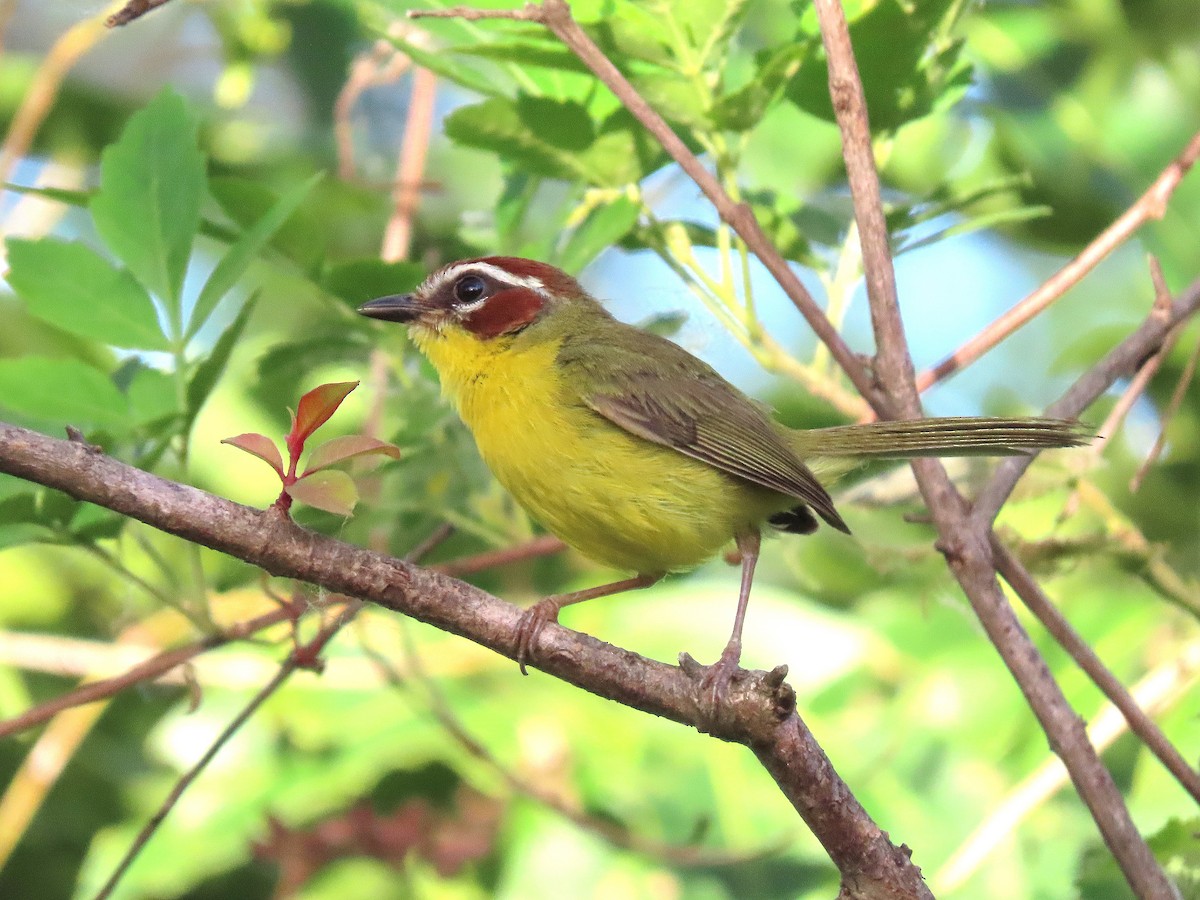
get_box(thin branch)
[92,605,359,900]
[1131,327,1200,492]
[334,40,412,181]
[993,538,1200,804]
[0,13,110,186]
[410,2,884,410]
[1089,257,1179,458]
[917,129,1200,391]
[381,66,438,263]
[0,422,927,900]
[105,0,173,27]
[0,604,300,740]
[974,274,1200,524]
[432,533,565,577]
[810,0,1176,895]
[810,0,915,409]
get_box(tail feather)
[789,416,1091,460]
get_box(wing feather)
[582,374,849,533]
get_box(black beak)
[357,293,423,323]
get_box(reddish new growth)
[222,381,400,517]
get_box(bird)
[358,256,1088,700]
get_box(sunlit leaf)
[90,88,205,309]
[302,435,401,476]
[187,173,322,340]
[291,381,359,445]
[187,294,259,426]
[287,468,358,516]
[7,238,168,350]
[0,357,128,431]
[221,432,285,477]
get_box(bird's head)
[358,257,590,341]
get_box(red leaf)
[286,469,358,516]
[221,433,284,478]
[302,435,401,476]
[290,381,359,446]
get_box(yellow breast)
[411,324,778,574]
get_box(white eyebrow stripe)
[422,261,548,300]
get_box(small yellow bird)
[360,257,1086,695]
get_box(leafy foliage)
[0,2,1197,899]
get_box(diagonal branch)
[0,421,930,900]
[917,130,1200,391]
[409,1,884,410]
[809,1,1178,897]
[974,274,1200,525]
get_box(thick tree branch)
[0,422,929,900]
[810,1,1178,896]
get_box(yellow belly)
[412,325,784,573]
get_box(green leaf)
[90,88,205,309]
[455,38,588,74]
[673,0,751,68]
[287,468,358,516]
[1,182,92,207]
[628,70,710,128]
[786,0,972,133]
[221,433,285,477]
[0,357,128,431]
[712,41,812,131]
[445,97,588,183]
[187,173,322,341]
[186,295,258,426]
[126,364,179,431]
[388,36,505,98]
[302,435,400,476]
[207,176,334,276]
[556,196,641,274]
[6,238,168,350]
[321,259,426,310]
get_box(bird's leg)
[701,527,761,709]
[515,572,661,674]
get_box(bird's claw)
[697,640,742,722]
[515,599,561,675]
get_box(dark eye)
[453,275,487,305]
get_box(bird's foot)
[697,639,742,721]
[515,598,562,675]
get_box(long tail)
[789,416,1092,459]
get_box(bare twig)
[810,0,1176,895]
[918,130,1200,391]
[405,521,456,563]
[334,40,413,180]
[1131,328,1200,492]
[993,538,1200,804]
[0,604,298,740]
[381,65,438,263]
[106,0,173,27]
[432,533,565,577]
[92,605,360,900]
[409,2,884,410]
[974,274,1200,524]
[0,13,110,186]
[1090,257,1180,457]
